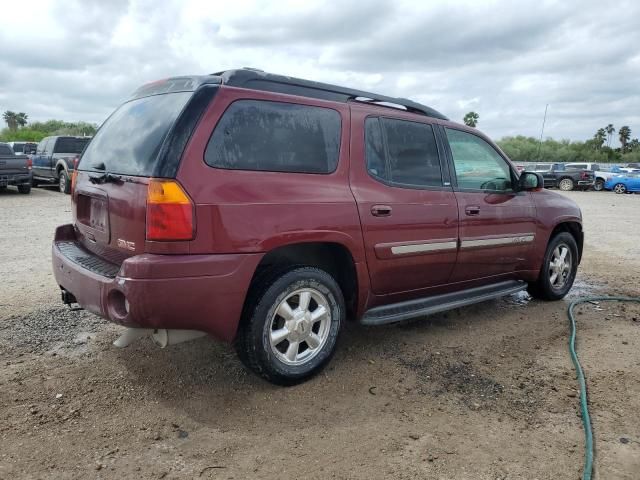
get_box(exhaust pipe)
[151,329,207,348]
[113,328,206,348]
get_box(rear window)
[54,137,90,154]
[79,92,191,176]
[11,143,24,153]
[205,100,341,174]
[0,145,13,155]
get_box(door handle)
[371,205,392,217]
[465,205,480,216]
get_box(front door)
[32,137,52,178]
[350,107,459,295]
[442,127,537,282]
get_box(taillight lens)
[26,158,32,170]
[70,157,79,194]
[146,179,194,241]
[581,171,588,179]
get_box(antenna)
[537,104,549,160]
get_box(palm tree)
[619,126,631,153]
[16,112,28,127]
[628,138,640,152]
[593,128,606,149]
[605,124,615,147]
[2,111,18,131]
[463,111,479,127]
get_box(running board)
[360,280,527,326]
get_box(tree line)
[463,111,639,164]
[1,110,97,142]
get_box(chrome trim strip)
[460,235,535,249]
[391,241,458,255]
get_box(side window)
[445,128,513,191]
[205,100,341,174]
[364,118,387,180]
[364,117,442,188]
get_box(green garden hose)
[567,296,640,480]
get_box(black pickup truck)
[0,143,31,194]
[31,136,91,193]
[530,163,594,191]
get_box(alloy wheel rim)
[560,179,572,190]
[614,184,625,194]
[548,244,572,290]
[269,288,331,366]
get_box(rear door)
[350,106,459,295]
[32,137,51,177]
[442,127,537,282]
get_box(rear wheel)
[528,232,578,300]
[558,178,574,191]
[17,184,31,194]
[59,170,70,194]
[593,178,605,191]
[235,267,344,385]
[613,183,627,194]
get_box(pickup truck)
[0,142,31,194]
[31,136,91,193]
[530,163,594,191]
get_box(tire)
[593,178,605,191]
[17,184,31,194]
[59,170,70,194]
[613,183,627,194]
[235,266,345,385]
[558,178,574,191]
[31,179,39,188]
[528,232,578,300]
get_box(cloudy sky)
[1,0,639,142]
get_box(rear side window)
[205,100,341,174]
[364,117,442,188]
[54,137,90,154]
[0,145,13,155]
[79,92,192,176]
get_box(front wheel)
[558,178,574,191]
[235,267,344,385]
[528,232,578,300]
[59,171,70,194]
[17,184,31,194]
[613,183,627,194]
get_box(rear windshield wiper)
[88,172,122,185]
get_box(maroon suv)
[52,69,583,385]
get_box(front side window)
[446,128,513,191]
[364,117,442,188]
[205,100,341,174]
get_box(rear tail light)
[581,171,589,179]
[70,156,79,194]
[26,158,32,171]
[146,179,195,241]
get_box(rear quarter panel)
[176,86,367,275]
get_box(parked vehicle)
[0,142,32,194]
[52,69,583,385]
[626,163,640,169]
[531,163,594,191]
[604,173,640,194]
[31,136,91,193]
[7,141,37,155]
[567,164,624,191]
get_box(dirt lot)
[1,187,639,480]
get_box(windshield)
[79,92,191,176]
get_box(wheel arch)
[246,241,363,320]
[549,221,583,263]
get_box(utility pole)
[537,104,549,161]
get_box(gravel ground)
[0,187,639,479]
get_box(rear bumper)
[52,224,262,342]
[0,173,31,186]
[577,180,594,187]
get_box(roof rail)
[212,68,448,120]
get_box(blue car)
[604,173,640,194]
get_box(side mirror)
[518,172,543,191]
